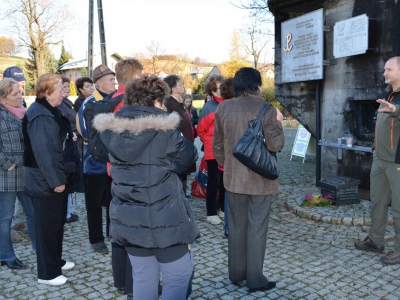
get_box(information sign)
[281,9,324,83]
[291,125,312,163]
[333,14,368,59]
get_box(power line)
[0,10,17,22]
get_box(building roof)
[59,58,87,71]
[59,52,123,71]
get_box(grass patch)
[0,56,29,74]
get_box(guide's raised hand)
[377,98,396,113]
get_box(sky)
[0,0,274,65]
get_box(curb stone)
[286,195,394,226]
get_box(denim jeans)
[0,191,36,261]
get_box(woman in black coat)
[22,74,80,286]
[93,74,199,300]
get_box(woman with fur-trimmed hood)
[93,74,199,300]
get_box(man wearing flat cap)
[76,64,116,254]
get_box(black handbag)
[232,102,279,180]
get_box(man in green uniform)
[355,57,400,265]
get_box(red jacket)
[197,97,223,160]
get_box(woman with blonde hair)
[23,73,80,286]
[0,78,35,270]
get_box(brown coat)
[213,94,285,195]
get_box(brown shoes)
[354,236,384,252]
[380,251,400,265]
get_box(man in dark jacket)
[164,75,195,195]
[355,57,400,265]
[76,64,116,254]
[106,58,143,299]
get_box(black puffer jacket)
[22,99,80,197]
[93,105,200,249]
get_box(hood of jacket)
[93,105,180,162]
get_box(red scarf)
[213,96,224,103]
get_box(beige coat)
[213,94,285,195]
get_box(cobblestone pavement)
[2,128,400,299]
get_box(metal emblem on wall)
[281,9,324,83]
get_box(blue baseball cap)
[3,66,27,82]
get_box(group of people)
[7,57,400,298]
[0,60,287,298]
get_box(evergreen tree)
[58,44,73,69]
[25,44,58,87]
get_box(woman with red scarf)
[197,74,226,225]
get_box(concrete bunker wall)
[269,0,400,189]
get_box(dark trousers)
[206,159,225,216]
[32,193,68,280]
[84,173,112,244]
[227,192,273,289]
[112,243,133,294]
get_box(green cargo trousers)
[369,154,400,253]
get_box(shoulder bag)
[232,102,279,180]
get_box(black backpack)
[82,92,124,162]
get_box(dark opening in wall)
[349,100,379,142]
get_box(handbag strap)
[256,102,272,121]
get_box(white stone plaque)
[333,14,368,59]
[281,9,324,83]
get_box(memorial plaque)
[281,9,324,83]
[333,14,368,59]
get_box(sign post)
[291,125,312,163]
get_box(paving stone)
[3,128,400,299]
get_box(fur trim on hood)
[93,111,180,136]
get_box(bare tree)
[2,0,73,77]
[241,15,273,69]
[232,0,273,21]
[219,29,252,78]
[134,41,175,75]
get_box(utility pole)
[88,0,108,77]
[88,0,94,77]
[97,0,107,66]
